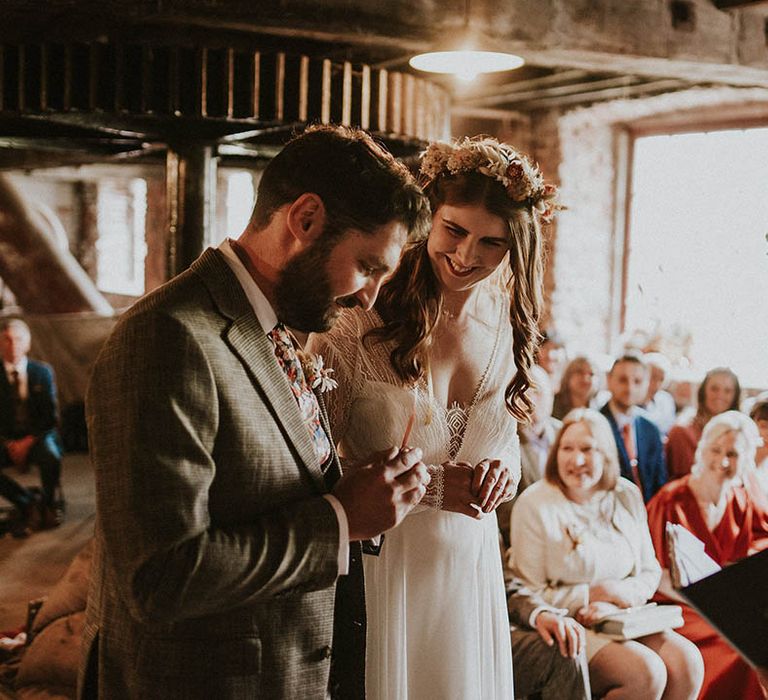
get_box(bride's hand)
[471,459,515,513]
[440,461,486,519]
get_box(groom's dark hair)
[249,124,429,240]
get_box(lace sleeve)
[306,310,364,446]
[419,464,445,509]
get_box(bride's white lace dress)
[309,303,519,700]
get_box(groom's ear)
[286,193,326,245]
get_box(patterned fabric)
[268,324,331,466]
[445,403,468,460]
[82,249,347,699]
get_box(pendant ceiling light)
[410,50,524,82]
[409,1,524,82]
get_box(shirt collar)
[4,358,27,377]
[609,403,637,430]
[218,238,278,333]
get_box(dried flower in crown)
[419,136,564,224]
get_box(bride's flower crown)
[419,136,563,224]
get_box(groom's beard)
[275,232,343,334]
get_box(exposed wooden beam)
[135,16,768,89]
[509,50,768,89]
[0,136,150,152]
[13,163,163,181]
[450,106,527,121]
[217,143,284,159]
[465,76,642,108]
[519,79,690,110]
[712,0,768,8]
[461,70,591,103]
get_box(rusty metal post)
[165,142,218,277]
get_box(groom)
[80,125,432,699]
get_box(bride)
[308,136,560,699]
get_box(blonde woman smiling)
[510,409,703,700]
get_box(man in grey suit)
[80,126,432,699]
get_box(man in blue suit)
[0,318,64,534]
[600,354,667,502]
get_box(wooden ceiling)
[1,0,767,168]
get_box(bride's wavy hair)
[366,168,546,422]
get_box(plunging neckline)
[366,299,506,460]
[425,298,505,459]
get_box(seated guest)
[499,473,589,700]
[518,365,561,493]
[669,377,695,416]
[510,408,704,700]
[497,365,561,546]
[552,356,598,420]
[601,354,667,502]
[647,410,768,700]
[750,399,768,497]
[666,367,740,479]
[536,329,566,391]
[642,352,677,436]
[0,318,64,535]
[507,579,590,700]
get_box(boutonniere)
[565,523,586,552]
[297,351,338,393]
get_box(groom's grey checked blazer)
[80,248,365,699]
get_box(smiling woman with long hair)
[308,136,559,699]
[510,409,704,700]
[552,356,599,420]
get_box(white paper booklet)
[665,522,721,588]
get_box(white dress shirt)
[4,357,29,400]
[609,404,639,459]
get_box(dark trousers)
[0,430,62,508]
[512,627,591,700]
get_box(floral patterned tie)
[268,323,331,466]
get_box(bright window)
[96,178,147,296]
[224,170,255,243]
[626,128,768,388]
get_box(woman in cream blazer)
[509,409,703,700]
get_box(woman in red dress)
[665,367,740,479]
[647,410,768,700]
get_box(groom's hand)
[333,446,429,541]
[440,461,485,519]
